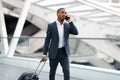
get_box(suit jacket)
[43,21,78,59]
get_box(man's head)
[57,8,67,22]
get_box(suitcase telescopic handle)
[31,60,46,79]
[34,60,46,75]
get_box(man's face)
[57,9,67,21]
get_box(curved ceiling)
[32,0,120,27]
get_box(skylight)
[36,0,76,6]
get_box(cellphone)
[65,16,69,20]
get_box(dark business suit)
[43,21,78,80]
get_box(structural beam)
[3,0,55,23]
[7,0,32,57]
[77,0,120,17]
[0,0,8,56]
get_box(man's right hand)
[41,55,47,62]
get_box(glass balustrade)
[1,37,120,70]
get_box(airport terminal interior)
[1,0,120,80]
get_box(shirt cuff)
[42,55,46,57]
[69,21,72,23]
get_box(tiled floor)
[0,63,80,80]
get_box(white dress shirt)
[56,20,65,48]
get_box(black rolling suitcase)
[18,60,46,80]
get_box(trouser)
[49,47,70,80]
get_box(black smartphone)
[65,16,70,20]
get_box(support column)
[0,0,9,56]
[8,0,32,57]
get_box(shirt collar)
[56,20,65,25]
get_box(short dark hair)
[57,8,65,14]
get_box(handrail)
[0,36,120,40]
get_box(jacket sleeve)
[43,24,51,55]
[69,22,79,35]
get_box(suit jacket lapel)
[53,21,59,39]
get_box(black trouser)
[49,47,70,80]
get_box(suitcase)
[18,60,46,80]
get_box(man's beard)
[61,19,64,22]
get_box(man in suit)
[41,8,78,80]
